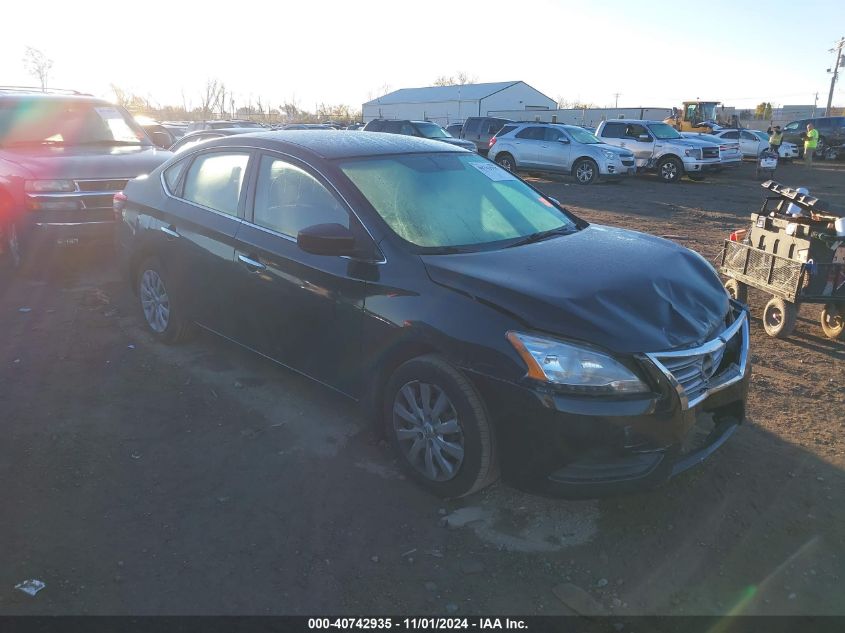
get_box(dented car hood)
[422,225,729,354]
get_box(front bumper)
[468,305,750,498]
[27,215,115,248]
[682,158,721,173]
[600,160,636,178]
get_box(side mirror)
[297,223,357,256]
[150,131,173,149]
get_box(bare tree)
[199,78,224,119]
[434,72,476,87]
[23,47,53,91]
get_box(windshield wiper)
[507,225,576,248]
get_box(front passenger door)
[232,154,370,395]
[537,127,571,172]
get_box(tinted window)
[625,124,649,139]
[485,119,506,134]
[515,127,545,140]
[364,120,384,132]
[497,124,518,137]
[544,128,564,141]
[741,131,759,141]
[399,122,417,135]
[721,131,740,139]
[182,152,249,216]
[163,158,189,193]
[783,121,801,131]
[253,155,349,238]
[464,118,482,135]
[599,122,626,138]
[383,121,403,134]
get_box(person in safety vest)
[803,123,819,168]
[767,125,783,154]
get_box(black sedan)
[115,131,750,498]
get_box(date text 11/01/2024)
[307,618,528,630]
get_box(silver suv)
[595,120,720,183]
[487,123,636,185]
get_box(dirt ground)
[1,160,843,616]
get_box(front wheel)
[657,157,683,183]
[495,153,515,172]
[572,158,598,185]
[763,296,798,338]
[820,303,845,340]
[384,354,498,498]
[0,221,22,272]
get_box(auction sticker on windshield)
[469,161,517,181]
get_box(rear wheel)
[137,256,188,343]
[384,354,498,498]
[724,278,748,304]
[657,157,682,183]
[495,153,515,172]
[763,296,797,338]
[820,303,845,340]
[572,158,598,185]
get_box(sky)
[3,0,845,114]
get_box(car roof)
[208,130,465,159]
[0,93,114,106]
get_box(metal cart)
[755,149,778,180]
[719,181,845,340]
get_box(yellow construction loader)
[664,100,727,132]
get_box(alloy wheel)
[140,269,171,333]
[393,381,465,482]
[575,162,595,183]
[660,161,678,180]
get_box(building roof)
[364,81,526,106]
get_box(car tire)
[724,279,748,304]
[495,153,516,172]
[0,220,23,273]
[384,354,499,498]
[657,157,682,183]
[762,296,797,338]
[572,158,598,185]
[820,303,845,341]
[137,256,189,343]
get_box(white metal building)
[362,81,556,125]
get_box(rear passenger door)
[739,130,762,156]
[231,153,370,395]
[511,126,545,166]
[162,149,252,335]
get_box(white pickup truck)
[595,119,721,183]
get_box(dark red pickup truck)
[0,89,171,270]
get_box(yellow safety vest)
[805,129,819,149]
[769,131,783,145]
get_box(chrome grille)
[645,308,749,410]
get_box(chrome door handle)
[160,225,180,239]
[238,254,266,272]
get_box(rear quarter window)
[163,158,190,194]
[463,118,482,135]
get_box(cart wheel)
[724,279,748,304]
[763,297,798,338]
[820,303,845,341]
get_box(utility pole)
[826,36,845,116]
[613,92,620,109]
[813,92,818,117]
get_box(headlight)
[602,150,617,160]
[684,148,702,159]
[506,332,649,394]
[25,179,76,192]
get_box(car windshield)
[0,100,150,147]
[648,122,682,140]
[340,153,577,251]
[566,127,602,144]
[415,122,451,138]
